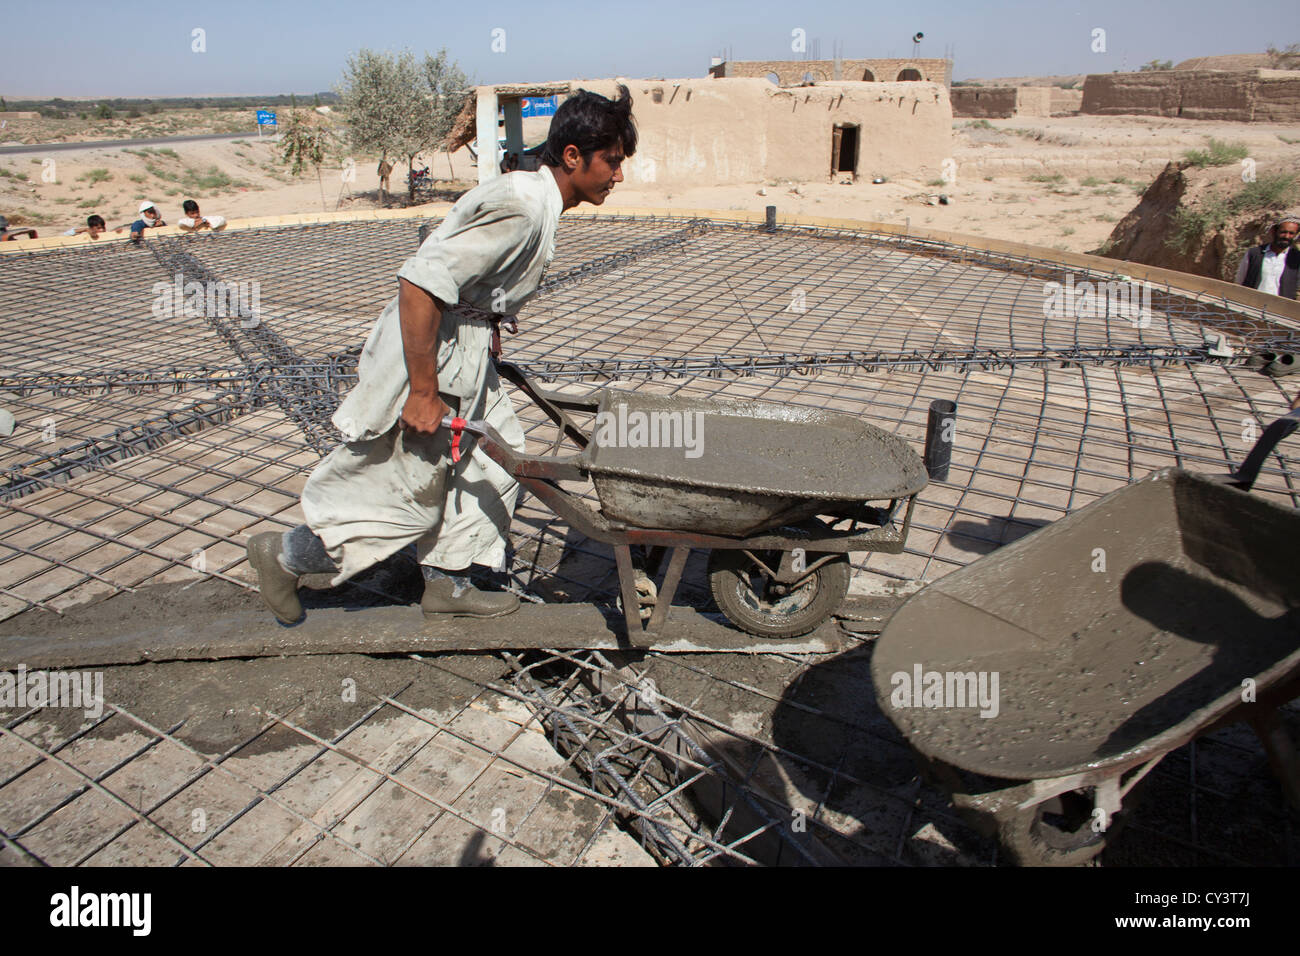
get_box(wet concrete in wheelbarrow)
[869,470,1300,781]
[586,390,929,535]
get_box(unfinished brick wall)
[710,58,952,87]
[1082,69,1300,121]
[951,87,1018,117]
[1255,72,1300,122]
[951,87,1052,118]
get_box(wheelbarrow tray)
[581,389,929,536]
[871,467,1300,780]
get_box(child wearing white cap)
[129,202,166,242]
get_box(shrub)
[1182,139,1249,168]
[1235,172,1299,213]
[182,165,236,190]
[1167,195,1233,252]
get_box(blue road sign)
[520,96,557,118]
[256,110,277,126]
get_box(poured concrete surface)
[0,652,655,867]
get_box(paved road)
[0,131,269,156]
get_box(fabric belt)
[450,301,517,358]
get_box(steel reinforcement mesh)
[0,213,1297,866]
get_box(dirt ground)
[4,113,1298,254]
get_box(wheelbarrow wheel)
[708,550,849,639]
[995,790,1127,867]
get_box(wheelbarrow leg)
[1249,707,1300,811]
[613,545,645,642]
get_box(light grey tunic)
[301,166,563,583]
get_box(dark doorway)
[831,124,859,179]
[897,68,922,81]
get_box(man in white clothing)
[1235,216,1300,299]
[247,87,636,624]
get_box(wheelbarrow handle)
[440,415,486,464]
[438,414,586,481]
[1227,408,1300,492]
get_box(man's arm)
[1235,252,1251,286]
[397,277,450,434]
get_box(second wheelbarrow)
[870,408,1300,865]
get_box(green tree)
[422,48,471,181]
[337,48,408,201]
[336,47,471,203]
[280,108,331,210]
[1139,59,1173,72]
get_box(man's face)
[143,208,158,223]
[88,223,103,238]
[1273,221,1299,250]
[570,146,625,205]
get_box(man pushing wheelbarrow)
[247,87,638,625]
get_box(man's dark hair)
[541,85,636,167]
[182,200,199,214]
[87,215,105,228]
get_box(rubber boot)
[421,575,520,619]
[246,532,304,625]
[1264,353,1298,377]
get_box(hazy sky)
[3,0,1297,97]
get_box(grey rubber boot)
[1264,353,1298,377]
[247,532,304,625]
[421,575,520,618]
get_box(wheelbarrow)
[442,361,930,641]
[870,408,1300,865]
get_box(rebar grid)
[2,212,1297,867]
